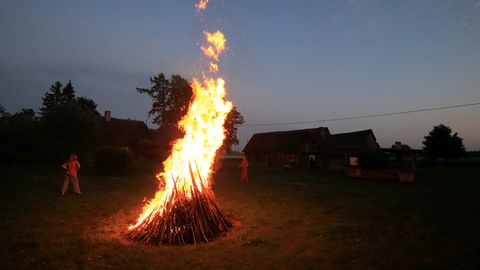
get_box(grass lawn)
[1,159,480,270]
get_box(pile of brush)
[126,164,231,245]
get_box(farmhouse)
[98,111,150,147]
[243,127,380,169]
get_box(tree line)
[0,73,245,163]
[0,72,469,164]
[0,81,100,162]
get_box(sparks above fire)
[126,0,233,245]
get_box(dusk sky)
[1,0,479,150]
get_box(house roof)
[243,127,379,153]
[98,117,150,146]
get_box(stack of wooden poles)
[127,162,231,245]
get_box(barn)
[243,127,380,169]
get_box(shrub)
[95,146,132,173]
[134,139,158,159]
[0,108,42,163]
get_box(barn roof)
[243,127,330,153]
[243,127,379,153]
[328,129,379,148]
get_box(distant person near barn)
[61,153,82,196]
[241,155,249,184]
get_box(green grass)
[1,159,480,270]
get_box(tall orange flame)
[195,0,208,11]
[128,76,231,230]
[201,31,226,61]
[209,62,219,73]
[128,1,232,232]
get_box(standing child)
[241,155,249,184]
[61,153,82,195]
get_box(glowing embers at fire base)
[127,1,233,245]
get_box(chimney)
[394,141,402,150]
[105,110,111,122]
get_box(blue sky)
[1,0,479,150]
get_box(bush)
[468,151,480,158]
[40,103,100,161]
[134,139,158,159]
[95,146,132,173]
[0,108,42,163]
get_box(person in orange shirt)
[241,155,249,184]
[61,153,82,195]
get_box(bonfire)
[126,0,233,245]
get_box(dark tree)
[0,104,7,117]
[423,124,466,163]
[137,73,192,126]
[0,108,41,162]
[40,81,63,116]
[0,105,9,127]
[40,102,100,160]
[39,81,100,160]
[76,96,100,115]
[221,107,245,153]
[40,80,99,118]
[391,143,411,151]
[62,80,76,103]
[137,73,244,153]
[40,80,83,116]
